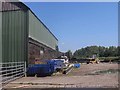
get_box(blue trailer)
[27,62,54,77]
[27,59,66,77]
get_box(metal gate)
[0,61,26,87]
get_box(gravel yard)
[3,63,119,89]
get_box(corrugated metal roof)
[1,2,28,11]
[22,2,58,41]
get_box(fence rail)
[0,61,25,86]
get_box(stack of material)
[63,64,74,74]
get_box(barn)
[0,1,60,84]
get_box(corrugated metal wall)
[1,2,59,64]
[28,10,58,50]
[2,10,28,63]
[0,12,2,63]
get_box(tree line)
[65,46,120,59]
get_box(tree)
[73,46,118,59]
[65,50,73,59]
[117,46,120,56]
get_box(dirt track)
[68,63,118,76]
[4,63,119,89]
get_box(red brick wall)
[28,38,61,65]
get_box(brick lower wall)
[28,38,62,65]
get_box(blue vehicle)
[27,59,66,77]
[53,59,64,71]
[46,59,65,72]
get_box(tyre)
[87,62,89,64]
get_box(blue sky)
[24,2,118,52]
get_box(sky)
[24,2,118,52]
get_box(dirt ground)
[68,63,118,76]
[3,63,119,89]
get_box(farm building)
[0,1,61,83]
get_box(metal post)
[24,61,27,77]
[0,64,2,90]
[0,1,2,89]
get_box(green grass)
[99,57,119,62]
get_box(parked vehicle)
[50,59,65,72]
[86,58,99,64]
[27,59,66,76]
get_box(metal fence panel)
[0,62,25,85]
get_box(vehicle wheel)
[87,62,89,64]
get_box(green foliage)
[65,50,73,59]
[73,46,119,59]
[99,57,119,61]
[99,57,119,62]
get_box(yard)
[3,63,119,89]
